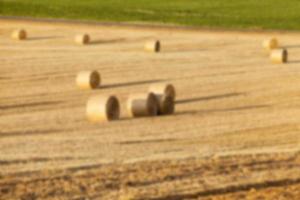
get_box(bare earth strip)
[0,19,300,199]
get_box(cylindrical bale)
[127,93,158,117]
[155,95,175,115]
[144,40,160,53]
[149,83,176,99]
[76,71,101,90]
[11,29,27,40]
[86,95,120,122]
[270,49,288,64]
[263,38,278,50]
[75,34,90,45]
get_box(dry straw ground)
[1,19,300,199]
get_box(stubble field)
[1,19,300,199]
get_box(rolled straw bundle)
[127,93,158,117]
[270,49,288,64]
[75,34,90,45]
[76,71,101,90]
[86,95,120,122]
[144,40,161,53]
[263,38,278,51]
[149,83,176,115]
[11,29,27,40]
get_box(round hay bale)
[75,34,90,45]
[144,40,160,53]
[270,49,288,64]
[11,29,27,40]
[156,95,175,115]
[149,83,176,99]
[86,95,120,122]
[76,71,101,90]
[263,38,278,50]
[127,93,158,117]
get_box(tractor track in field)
[1,153,300,199]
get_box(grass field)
[1,0,300,30]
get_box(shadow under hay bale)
[288,60,300,64]
[0,129,65,138]
[175,104,271,116]
[89,38,126,45]
[0,76,11,80]
[0,101,63,111]
[26,36,64,41]
[176,92,245,105]
[100,79,166,89]
[283,44,300,49]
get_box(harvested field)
[1,19,300,199]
